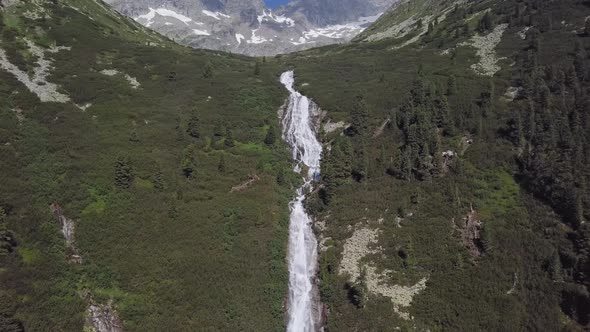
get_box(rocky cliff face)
[281,0,391,26]
[104,0,398,56]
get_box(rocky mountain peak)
[104,0,398,56]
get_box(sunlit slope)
[0,0,293,331]
[282,0,590,330]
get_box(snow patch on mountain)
[202,10,231,20]
[135,7,193,27]
[258,9,295,27]
[235,33,245,45]
[291,36,313,45]
[247,29,269,44]
[193,29,210,36]
[107,0,397,56]
[297,13,382,44]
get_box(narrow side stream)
[280,70,323,332]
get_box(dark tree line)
[502,1,590,324]
[320,75,465,203]
[391,77,454,181]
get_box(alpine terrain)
[103,0,397,55]
[2,0,590,331]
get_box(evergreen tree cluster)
[349,96,369,181]
[502,4,590,323]
[392,77,454,181]
[181,144,197,179]
[187,108,201,139]
[319,97,368,203]
[321,136,352,204]
[114,155,133,188]
[0,207,16,256]
[320,75,468,203]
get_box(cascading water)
[280,70,323,332]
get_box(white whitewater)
[280,70,322,332]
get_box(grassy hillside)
[283,0,590,330]
[0,0,293,331]
[2,0,590,331]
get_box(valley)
[1,0,590,331]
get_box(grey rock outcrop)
[104,0,398,56]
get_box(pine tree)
[114,155,133,188]
[153,169,164,191]
[478,12,493,32]
[175,118,184,142]
[401,147,413,180]
[463,23,470,36]
[264,125,277,146]
[571,192,584,228]
[352,136,368,181]
[254,61,261,76]
[549,252,564,282]
[446,75,457,96]
[213,122,226,138]
[479,85,493,118]
[218,154,226,173]
[417,143,432,181]
[331,136,353,183]
[321,136,353,203]
[479,224,493,253]
[401,237,417,268]
[349,96,369,181]
[387,145,401,175]
[203,61,213,78]
[224,129,235,148]
[574,44,587,81]
[0,207,16,256]
[348,266,368,308]
[378,143,387,167]
[187,109,201,139]
[529,30,541,53]
[129,128,139,143]
[566,64,579,90]
[436,95,453,134]
[411,78,426,106]
[350,96,369,137]
[181,145,197,178]
[432,134,444,176]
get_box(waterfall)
[280,70,322,332]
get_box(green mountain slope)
[0,0,293,331]
[284,0,590,330]
[2,0,590,331]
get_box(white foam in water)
[280,70,322,332]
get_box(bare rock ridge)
[104,0,398,56]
